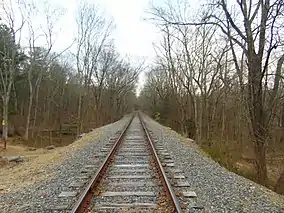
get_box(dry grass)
[0,157,9,167]
[162,125,284,200]
[0,129,103,194]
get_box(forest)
[0,1,139,148]
[138,0,284,193]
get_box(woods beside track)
[0,114,283,212]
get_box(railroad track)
[67,113,197,213]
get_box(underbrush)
[201,142,282,192]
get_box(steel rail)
[70,114,135,213]
[138,112,183,213]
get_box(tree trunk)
[32,74,42,139]
[220,101,225,143]
[248,56,268,185]
[2,96,9,142]
[77,93,83,136]
[280,104,284,143]
[275,170,284,195]
[24,82,33,140]
[253,136,267,184]
[58,87,64,143]
[193,96,200,142]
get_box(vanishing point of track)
[70,113,182,213]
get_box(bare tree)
[0,0,25,146]
[149,0,284,185]
[76,2,113,135]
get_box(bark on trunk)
[24,84,33,140]
[275,170,284,195]
[32,74,42,139]
[2,97,9,141]
[77,93,83,136]
[58,87,64,143]
[248,56,268,185]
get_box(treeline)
[139,0,284,193]
[0,1,138,146]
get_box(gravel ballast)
[143,114,284,213]
[1,113,284,213]
[0,115,131,213]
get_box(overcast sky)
[43,0,164,62]
[2,0,200,92]
[1,0,165,58]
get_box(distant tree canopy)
[0,2,140,147]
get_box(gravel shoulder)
[142,114,284,213]
[0,115,131,212]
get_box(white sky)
[47,0,164,62]
[1,0,201,93]
[1,0,165,59]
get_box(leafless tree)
[75,2,113,135]
[0,0,25,146]
[149,0,284,185]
